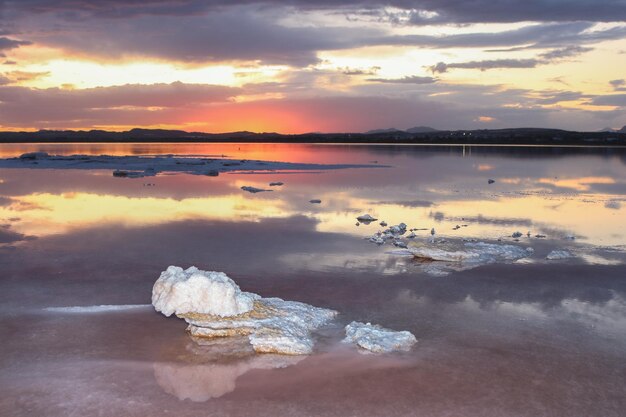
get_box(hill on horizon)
[365,126,439,134]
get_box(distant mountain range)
[0,126,624,146]
[365,126,439,134]
[599,126,626,133]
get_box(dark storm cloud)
[367,75,437,84]
[2,1,626,23]
[399,0,626,24]
[18,9,381,66]
[2,1,625,66]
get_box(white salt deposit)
[356,214,377,222]
[152,266,337,355]
[0,153,384,177]
[152,266,257,317]
[43,304,152,313]
[411,247,481,262]
[343,321,417,353]
[19,151,50,160]
[186,297,337,355]
[408,241,532,276]
[465,242,532,260]
[408,242,530,263]
[546,250,575,260]
[241,186,271,193]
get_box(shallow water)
[1,143,625,417]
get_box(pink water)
[0,144,624,416]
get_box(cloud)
[0,82,241,127]
[429,59,540,74]
[0,83,456,131]
[399,0,626,24]
[609,79,626,92]
[0,224,29,244]
[590,94,626,107]
[341,66,380,75]
[3,1,626,24]
[539,45,593,60]
[610,79,625,88]
[428,44,593,74]
[0,36,31,52]
[604,200,622,210]
[380,21,626,51]
[0,81,621,132]
[10,7,380,66]
[1,70,50,83]
[4,6,625,66]
[534,90,587,105]
[367,75,438,84]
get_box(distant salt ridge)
[44,304,152,313]
[0,153,386,178]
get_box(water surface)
[1,143,625,417]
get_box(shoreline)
[0,127,624,147]
[1,140,626,148]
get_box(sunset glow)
[1,1,625,133]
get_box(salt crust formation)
[343,321,417,353]
[383,238,533,276]
[152,267,419,355]
[546,249,575,260]
[152,266,337,355]
[1,153,382,177]
[411,242,531,263]
[152,266,257,317]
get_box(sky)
[0,0,625,133]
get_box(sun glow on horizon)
[1,7,625,132]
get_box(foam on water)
[43,304,152,313]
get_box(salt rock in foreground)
[343,321,417,353]
[152,266,257,317]
[152,266,337,355]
